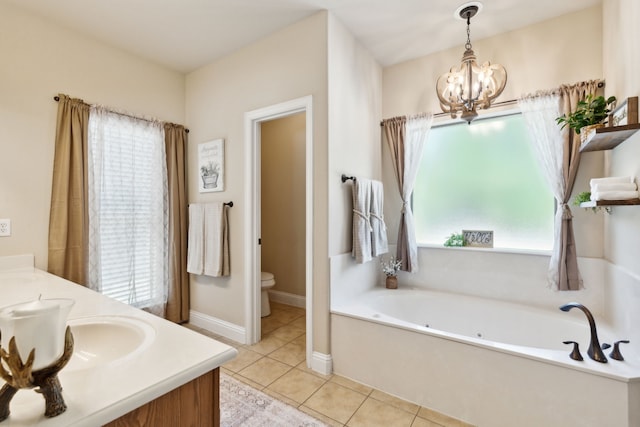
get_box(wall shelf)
[579,123,640,152]
[580,199,640,208]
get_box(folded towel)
[370,180,388,257]
[589,176,635,187]
[187,204,205,275]
[204,202,230,277]
[352,178,372,264]
[591,190,640,201]
[591,183,637,192]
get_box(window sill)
[417,243,552,257]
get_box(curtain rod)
[380,81,606,126]
[53,95,189,133]
[379,99,518,126]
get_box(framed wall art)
[462,230,494,248]
[609,96,638,127]
[198,139,225,193]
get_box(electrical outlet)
[0,219,11,237]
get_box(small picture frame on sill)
[462,230,493,248]
[609,96,638,127]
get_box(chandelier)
[436,3,507,123]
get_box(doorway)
[244,96,313,366]
[260,113,306,328]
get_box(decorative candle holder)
[0,326,74,421]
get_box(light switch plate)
[0,219,11,237]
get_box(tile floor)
[186,302,474,427]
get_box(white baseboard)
[189,310,246,344]
[311,351,333,376]
[268,290,306,308]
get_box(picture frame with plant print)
[198,139,225,193]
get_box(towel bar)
[189,202,233,207]
[341,174,355,183]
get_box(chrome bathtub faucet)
[559,302,608,363]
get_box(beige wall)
[603,0,640,277]
[381,6,606,258]
[185,12,329,350]
[0,2,185,270]
[261,113,306,297]
[186,11,382,355]
[328,14,383,256]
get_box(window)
[87,108,168,313]
[413,112,554,251]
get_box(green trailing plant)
[556,94,617,134]
[444,232,465,247]
[573,190,607,213]
[573,191,592,206]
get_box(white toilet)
[261,271,276,317]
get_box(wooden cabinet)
[104,368,220,427]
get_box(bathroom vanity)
[0,255,237,426]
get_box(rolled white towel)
[591,183,637,192]
[589,176,635,187]
[590,190,639,201]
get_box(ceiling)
[3,0,601,73]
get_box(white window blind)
[87,107,168,314]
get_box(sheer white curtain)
[518,93,580,290]
[383,113,433,272]
[88,106,169,315]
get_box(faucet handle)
[602,343,611,350]
[563,341,584,361]
[610,340,630,361]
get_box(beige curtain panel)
[519,79,603,291]
[555,79,603,290]
[164,123,190,323]
[48,94,90,285]
[382,113,433,273]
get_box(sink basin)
[65,316,156,371]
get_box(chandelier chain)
[465,14,472,50]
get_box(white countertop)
[0,255,237,426]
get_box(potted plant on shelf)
[556,94,617,143]
[381,256,402,289]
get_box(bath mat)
[220,373,327,427]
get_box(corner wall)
[0,2,185,270]
[185,12,329,351]
[602,0,640,277]
[382,6,604,260]
[376,7,607,311]
[601,0,640,333]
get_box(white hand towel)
[590,190,639,201]
[370,180,388,257]
[589,176,635,187]
[187,204,205,275]
[352,178,372,264]
[204,202,230,277]
[591,183,637,192]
